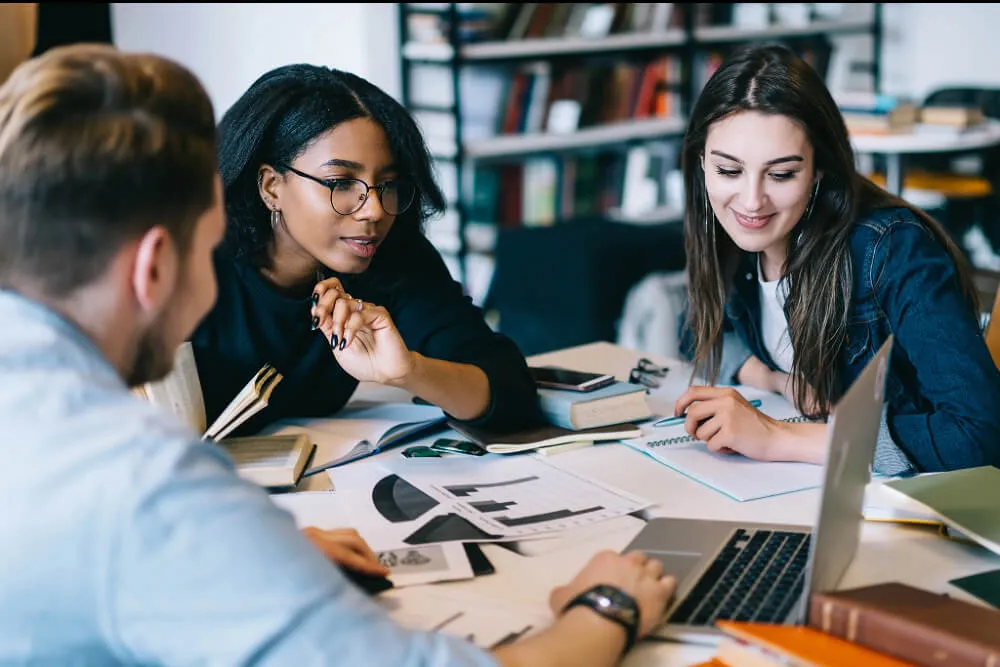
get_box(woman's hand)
[310,277,415,384]
[672,386,786,460]
[301,526,390,577]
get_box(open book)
[132,342,284,440]
[133,342,310,489]
[257,402,450,477]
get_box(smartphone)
[528,366,616,392]
[429,438,487,456]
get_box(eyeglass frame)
[278,163,416,216]
[627,357,670,389]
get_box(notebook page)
[622,388,825,502]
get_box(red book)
[808,582,1000,667]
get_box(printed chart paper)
[327,453,653,548]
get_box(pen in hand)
[652,398,763,428]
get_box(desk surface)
[304,341,1000,667]
[851,117,1000,154]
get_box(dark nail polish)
[311,292,319,305]
[331,334,339,349]
[339,338,347,351]
[311,315,319,330]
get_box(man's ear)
[131,225,178,318]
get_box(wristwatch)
[561,584,640,654]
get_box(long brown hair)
[681,43,978,417]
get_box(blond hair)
[0,43,217,295]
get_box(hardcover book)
[536,380,651,430]
[808,581,1000,667]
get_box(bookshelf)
[397,3,884,305]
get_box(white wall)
[881,3,1000,100]
[111,3,400,120]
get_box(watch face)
[590,585,639,623]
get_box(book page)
[257,402,447,473]
[138,342,207,434]
[205,365,282,441]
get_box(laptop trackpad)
[647,552,703,583]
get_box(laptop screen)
[800,336,894,613]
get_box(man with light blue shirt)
[0,44,674,666]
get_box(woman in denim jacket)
[674,43,1000,475]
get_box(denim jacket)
[718,206,1000,475]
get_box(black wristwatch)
[561,584,640,654]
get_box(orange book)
[713,621,915,666]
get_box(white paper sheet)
[377,587,549,649]
[270,491,475,586]
[325,453,653,548]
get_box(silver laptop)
[625,336,894,645]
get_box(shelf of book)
[398,2,883,309]
[458,116,687,162]
[403,29,688,63]
[693,18,879,44]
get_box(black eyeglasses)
[280,164,416,216]
[628,357,670,389]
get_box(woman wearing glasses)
[190,64,539,437]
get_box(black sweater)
[190,232,539,437]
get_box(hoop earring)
[271,209,282,229]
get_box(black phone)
[528,366,616,392]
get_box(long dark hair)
[216,63,446,285]
[682,43,978,416]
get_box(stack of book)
[838,92,919,136]
[693,581,1000,666]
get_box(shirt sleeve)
[385,234,540,433]
[875,220,1000,471]
[106,436,499,667]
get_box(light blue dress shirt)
[0,290,498,667]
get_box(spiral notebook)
[621,393,826,502]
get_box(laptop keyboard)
[669,528,811,626]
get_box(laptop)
[625,335,894,645]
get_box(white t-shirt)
[758,258,794,374]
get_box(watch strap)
[562,584,640,654]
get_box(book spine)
[537,398,575,430]
[808,596,998,667]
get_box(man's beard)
[125,316,177,388]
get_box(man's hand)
[301,526,390,577]
[549,550,675,638]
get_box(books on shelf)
[537,381,651,430]
[808,582,1000,667]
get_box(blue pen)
[652,398,763,428]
